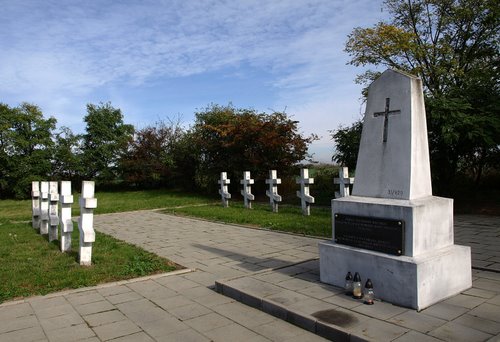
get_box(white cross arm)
[334,177,354,184]
[49,214,60,225]
[241,191,255,200]
[296,191,315,203]
[32,190,40,198]
[80,197,97,209]
[265,178,281,185]
[49,193,59,202]
[296,178,314,185]
[61,219,74,233]
[79,217,95,243]
[266,190,282,202]
[219,190,231,199]
[60,195,74,204]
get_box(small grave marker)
[296,168,315,216]
[59,181,73,252]
[240,171,255,209]
[78,181,97,266]
[334,167,354,198]
[48,181,59,242]
[218,172,231,207]
[40,181,49,235]
[31,181,40,229]
[265,170,282,212]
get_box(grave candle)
[344,271,353,295]
[364,279,375,305]
[352,272,363,299]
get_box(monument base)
[319,195,472,310]
[319,242,471,310]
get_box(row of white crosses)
[218,169,317,216]
[31,180,97,266]
[218,167,355,215]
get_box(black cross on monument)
[373,98,401,142]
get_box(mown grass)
[0,189,215,222]
[0,188,214,303]
[0,189,333,303]
[164,202,333,238]
[0,218,180,303]
[91,189,215,215]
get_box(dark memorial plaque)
[334,214,404,256]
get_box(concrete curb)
[215,279,360,342]
[0,268,195,307]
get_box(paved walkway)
[0,212,498,341]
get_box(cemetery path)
[1,211,498,342]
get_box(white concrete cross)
[78,181,97,266]
[240,171,255,209]
[48,181,59,242]
[218,172,231,207]
[265,170,282,212]
[334,167,355,198]
[39,181,49,235]
[31,181,40,229]
[59,181,74,252]
[296,168,315,216]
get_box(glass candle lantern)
[363,279,374,305]
[352,272,363,299]
[344,272,353,295]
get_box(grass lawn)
[0,218,180,303]
[164,202,333,238]
[0,188,332,303]
[0,188,215,221]
[0,189,214,303]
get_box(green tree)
[330,120,363,170]
[0,103,56,198]
[191,104,316,191]
[52,126,84,183]
[120,119,184,188]
[81,102,134,183]
[343,0,499,193]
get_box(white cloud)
[1,0,387,154]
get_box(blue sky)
[1,0,387,163]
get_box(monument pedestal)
[319,195,472,310]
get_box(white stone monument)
[59,181,74,252]
[334,167,354,198]
[240,171,255,209]
[39,181,49,235]
[78,181,97,266]
[48,181,59,242]
[265,170,282,212]
[319,69,471,310]
[218,172,231,208]
[31,181,41,229]
[296,168,315,216]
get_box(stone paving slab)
[0,266,326,342]
[216,261,500,341]
[0,211,498,341]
